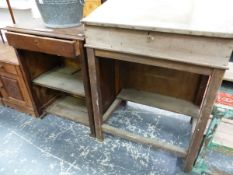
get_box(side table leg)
[184,69,224,172]
[86,48,104,140]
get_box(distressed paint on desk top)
[6,19,85,40]
[83,0,233,38]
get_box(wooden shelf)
[117,89,199,118]
[33,67,85,97]
[46,96,89,126]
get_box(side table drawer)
[6,32,80,58]
[0,62,17,75]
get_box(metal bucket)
[35,0,84,28]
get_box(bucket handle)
[79,0,85,6]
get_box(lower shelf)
[46,96,89,126]
[117,89,199,118]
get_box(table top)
[0,43,18,65]
[82,0,233,38]
[6,19,85,41]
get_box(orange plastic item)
[215,92,233,107]
[83,0,101,17]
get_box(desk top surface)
[0,43,18,65]
[6,19,85,40]
[83,0,233,38]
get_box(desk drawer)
[6,32,80,58]
[0,62,17,75]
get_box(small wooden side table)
[0,43,36,115]
[5,20,95,136]
[83,0,233,171]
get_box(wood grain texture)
[85,26,232,69]
[46,96,89,125]
[17,50,61,80]
[95,49,213,76]
[79,42,96,136]
[0,62,17,75]
[121,62,200,102]
[14,50,61,116]
[0,76,24,101]
[82,0,233,38]
[6,32,79,58]
[194,75,209,106]
[99,58,117,113]
[5,19,85,40]
[33,67,85,97]
[87,48,104,139]
[0,43,18,65]
[102,124,187,157]
[184,69,225,172]
[0,60,36,116]
[103,99,122,122]
[118,89,199,118]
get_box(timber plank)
[33,67,85,97]
[103,99,122,122]
[46,96,89,125]
[117,89,199,118]
[102,124,187,157]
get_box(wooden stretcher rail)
[103,99,122,122]
[102,124,187,157]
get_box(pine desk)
[83,0,233,171]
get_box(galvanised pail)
[35,0,84,28]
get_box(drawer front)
[0,62,17,75]
[6,32,80,58]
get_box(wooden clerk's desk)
[5,20,95,136]
[83,0,233,171]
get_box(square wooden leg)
[184,69,225,172]
[86,48,104,140]
[79,43,96,137]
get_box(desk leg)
[87,48,104,140]
[184,69,224,172]
[79,43,96,137]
